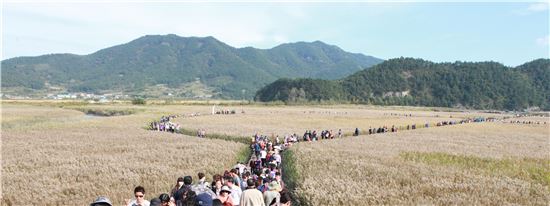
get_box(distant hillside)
[1,34,382,99]
[255,58,550,110]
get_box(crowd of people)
[294,129,344,141]
[507,120,547,125]
[385,113,414,117]
[496,114,548,125]
[90,132,292,206]
[267,129,343,144]
[211,105,244,115]
[215,110,237,115]
[149,112,205,133]
[197,129,207,138]
[150,115,181,133]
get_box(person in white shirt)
[225,176,242,206]
[126,186,150,206]
[260,150,267,166]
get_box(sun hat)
[220,186,232,194]
[90,196,112,206]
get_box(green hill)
[255,57,550,110]
[1,34,382,99]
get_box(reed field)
[1,101,548,205]
[1,103,247,206]
[285,123,550,205]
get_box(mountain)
[1,34,382,99]
[255,57,550,111]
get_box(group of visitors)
[303,110,349,115]
[507,120,547,125]
[151,122,181,133]
[367,125,398,134]
[272,129,345,143]
[197,129,207,138]
[356,116,499,136]
[386,113,414,117]
[282,134,299,144]
[151,115,181,133]
[90,132,292,206]
[297,129,343,141]
[435,121,456,127]
[215,110,237,115]
[150,112,203,133]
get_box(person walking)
[192,173,214,206]
[171,177,185,199]
[174,176,197,206]
[263,181,281,206]
[240,179,265,206]
[225,176,242,206]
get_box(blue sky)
[2,1,548,66]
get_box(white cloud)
[2,3,313,58]
[513,2,549,15]
[536,35,549,46]
[527,2,549,12]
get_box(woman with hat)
[217,186,234,206]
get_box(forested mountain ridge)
[1,34,382,99]
[255,58,550,110]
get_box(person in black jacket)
[174,176,197,206]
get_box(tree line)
[255,58,550,111]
